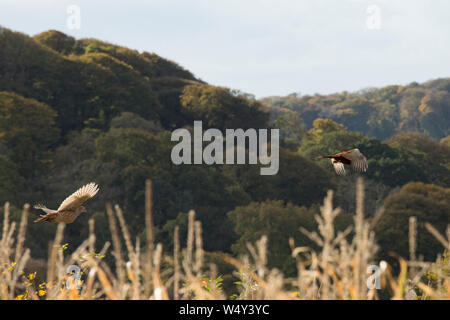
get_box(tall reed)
[0,178,448,300]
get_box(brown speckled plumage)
[34,182,99,224]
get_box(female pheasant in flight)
[319,148,368,175]
[33,182,99,223]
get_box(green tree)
[93,127,250,252]
[33,30,76,54]
[304,118,346,142]
[180,84,270,130]
[0,92,59,179]
[355,136,429,187]
[228,200,318,276]
[386,132,450,186]
[374,182,450,263]
[0,155,24,205]
[418,91,450,139]
[367,101,397,139]
[441,135,450,149]
[110,112,163,133]
[227,149,334,207]
[272,110,306,150]
[333,97,374,133]
[398,88,425,133]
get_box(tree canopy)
[375,182,450,263]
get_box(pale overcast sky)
[1,0,449,98]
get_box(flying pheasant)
[319,148,368,175]
[33,182,99,223]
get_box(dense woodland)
[0,28,449,277]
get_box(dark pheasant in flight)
[34,182,99,223]
[319,148,368,175]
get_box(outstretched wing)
[331,160,346,175]
[57,182,99,212]
[342,149,368,173]
[33,204,56,214]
